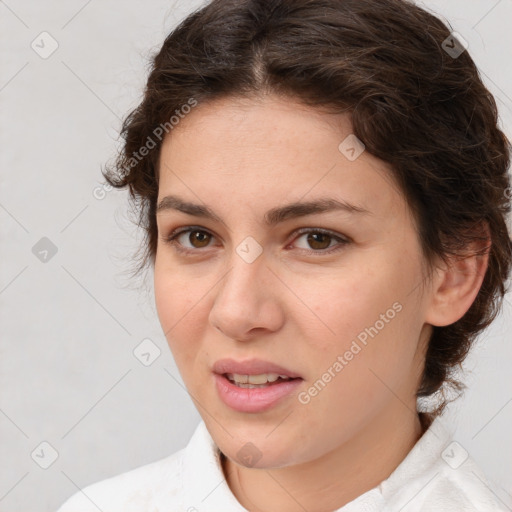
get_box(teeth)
[248,373,279,384]
[231,373,249,384]
[225,373,291,385]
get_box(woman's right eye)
[163,227,215,253]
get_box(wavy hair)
[103,0,512,425]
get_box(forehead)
[157,94,406,223]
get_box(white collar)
[181,420,246,510]
[178,417,500,511]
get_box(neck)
[221,406,425,512]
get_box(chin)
[216,430,306,470]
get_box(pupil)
[192,231,209,247]
[309,233,330,249]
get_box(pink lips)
[212,358,304,413]
[212,358,302,378]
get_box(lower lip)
[213,373,303,413]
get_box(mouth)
[212,358,304,413]
[223,372,301,388]
[212,357,303,379]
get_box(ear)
[424,222,491,327]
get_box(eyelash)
[162,226,350,256]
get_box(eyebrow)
[156,194,372,225]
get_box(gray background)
[1,1,511,511]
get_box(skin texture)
[153,94,489,512]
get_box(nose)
[208,250,284,341]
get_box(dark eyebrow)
[156,194,372,225]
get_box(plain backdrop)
[1,1,511,511]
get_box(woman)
[57,0,511,510]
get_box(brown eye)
[163,227,215,252]
[293,229,348,253]
[305,232,332,250]
[188,230,211,248]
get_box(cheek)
[154,251,211,329]
[153,261,208,368]
[290,257,411,354]
[290,248,423,397]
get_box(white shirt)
[56,417,507,511]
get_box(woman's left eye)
[292,228,349,253]
[162,226,349,255]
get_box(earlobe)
[424,225,491,327]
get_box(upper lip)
[213,358,303,379]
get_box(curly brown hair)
[103,0,512,425]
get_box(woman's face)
[154,93,433,468]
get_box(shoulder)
[415,457,508,512]
[55,447,186,512]
[55,420,236,512]
[381,419,508,512]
